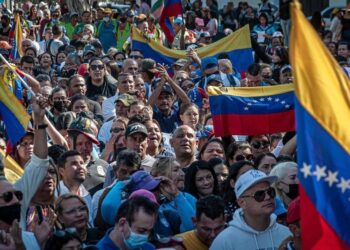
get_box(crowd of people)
[2,0,346,249]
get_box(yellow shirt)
[177,230,208,250]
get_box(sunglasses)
[54,227,78,237]
[241,187,276,202]
[235,154,254,161]
[0,190,23,203]
[90,64,104,71]
[251,140,270,149]
[110,128,125,133]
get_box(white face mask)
[103,16,110,22]
[82,35,90,40]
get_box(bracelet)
[35,124,48,130]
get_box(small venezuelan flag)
[208,84,295,136]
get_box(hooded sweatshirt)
[210,208,291,250]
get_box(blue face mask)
[52,18,59,24]
[123,226,149,249]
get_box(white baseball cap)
[235,170,277,198]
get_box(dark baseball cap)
[125,123,148,138]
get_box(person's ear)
[236,197,246,209]
[117,217,127,233]
[58,167,65,177]
[230,179,235,188]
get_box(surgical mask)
[52,18,59,24]
[285,183,299,200]
[82,35,90,40]
[0,203,21,225]
[53,101,67,112]
[103,16,110,22]
[123,226,149,249]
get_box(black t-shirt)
[85,76,117,101]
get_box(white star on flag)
[247,103,252,106]
[324,170,339,187]
[337,177,350,193]
[300,163,312,178]
[313,165,327,181]
[259,98,264,101]
[285,104,291,109]
[281,101,286,104]
[244,107,249,111]
[252,100,258,103]
[267,97,272,101]
[275,98,280,102]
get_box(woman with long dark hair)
[184,160,219,199]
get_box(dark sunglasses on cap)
[90,64,104,71]
[235,154,254,161]
[241,187,276,202]
[251,140,270,149]
[0,190,23,203]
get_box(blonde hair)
[55,193,88,215]
[270,161,298,205]
[150,157,177,178]
[219,59,233,74]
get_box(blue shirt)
[153,106,180,134]
[96,229,155,250]
[98,21,117,53]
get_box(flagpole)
[0,53,36,97]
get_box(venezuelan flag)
[0,80,30,146]
[159,0,182,44]
[9,14,23,60]
[132,25,253,73]
[290,1,350,249]
[208,84,295,136]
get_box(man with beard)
[67,115,109,196]
[67,74,102,118]
[124,123,155,172]
[58,150,94,224]
[170,125,197,169]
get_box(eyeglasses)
[19,141,33,147]
[90,64,104,71]
[110,127,125,133]
[235,154,254,161]
[54,227,78,237]
[241,187,276,202]
[130,55,144,59]
[251,140,270,149]
[62,205,87,215]
[0,190,23,203]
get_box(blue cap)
[202,57,218,70]
[174,17,184,25]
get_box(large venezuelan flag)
[9,14,23,60]
[0,81,30,146]
[290,1,350,249]
[132,25,253,73]
[208,84,295,136]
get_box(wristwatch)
[35,124,48,130]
